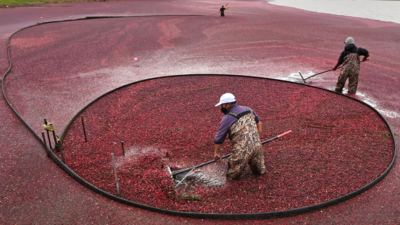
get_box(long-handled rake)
[298,67,342,83]
[299,60,368,83]
[167,130,292,186]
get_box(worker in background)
[219,5,226,17]
[214,93,266,180]
[333,37,369,94]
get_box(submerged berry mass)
[60,75,394,213]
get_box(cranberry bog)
[57,74,395,217]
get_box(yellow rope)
[42,121,55,131]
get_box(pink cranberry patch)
[60,75,394,213]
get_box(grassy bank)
[0,0,108,8]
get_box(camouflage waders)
[226,113,266,180]
[336,53,361,94]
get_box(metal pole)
[298,71,306,83]
[121,141,125,156]
[111,153,120,195]
[171,130,292,177]
[300,65,346,83]
[46,130,52,149]
[52,131,59,152]
[41,132,50,157]
[81,115,88,142]
[44,119,52,149]
[41,132,47,149]
[305,59,367,81]
[304,68,336,80]
[42,132,51,157]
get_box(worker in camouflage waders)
[333,37,369,94]
[214,93,266,180]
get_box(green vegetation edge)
[0,0,111,8]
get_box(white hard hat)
[215,93,236,107]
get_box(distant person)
[219,5,226,17]
[333,37,369,94]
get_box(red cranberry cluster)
[60,76,394,213]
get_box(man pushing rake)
[214,93,266,180]
[299,37,369,95]
[333,37,369,94]
[168,93,291,183]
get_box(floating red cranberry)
[60,75,394,213]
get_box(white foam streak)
[115,145,166,168]
[277,72,400,119]
[356,92,400,118]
